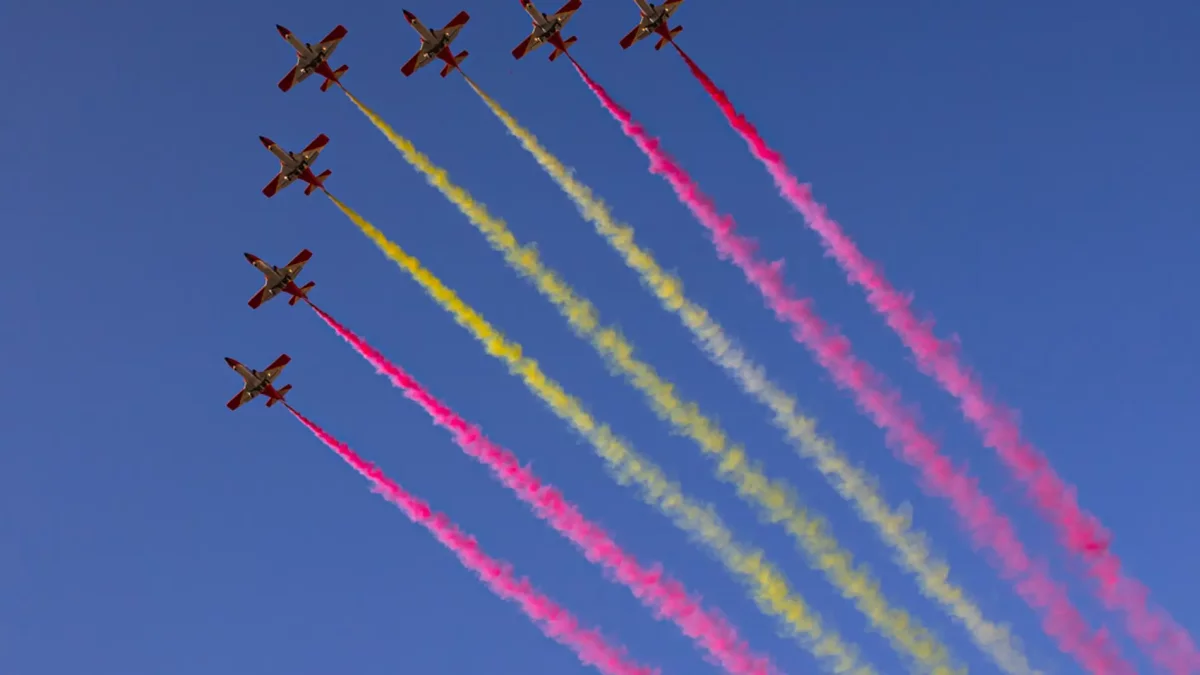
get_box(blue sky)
[3,1,1197,673]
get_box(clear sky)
[3,1,1197,673]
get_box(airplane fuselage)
[280,29,335,79]
[273,150,315,183]
[634,0,670,30]
[242,369,283,399]
[233,364,270,393]
[524,2,560,38]
[534,17,563,39]
[256,262,295,291]
[298,44,329,71]
[409,16,455,61]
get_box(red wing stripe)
[285,249,313,267]
[227,391,246,410]
[301,134,329,154]
[277,66,299,92]
[319,24,348,44]
[445,10,470,29]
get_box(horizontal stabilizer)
[289,281,316,305]
[549,36,577,62]
[440,51,468,77]
[320,64,349,92]
[266,384,292,407]
[654,25,683,51]
[304,169,332,195]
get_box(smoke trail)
[670,46,1198,675]
[579,58,1132,675]
[474,58,1038,675]
[322,187,876,675]
[284,405,658,675]
[307,303,779,675]
[457,77,963,675]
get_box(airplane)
[260,134,332,198]
[225,355,293,410]
[619,0,684,51]
[275,24,350,92]
[399,9,471,78]
[245,250,316,309]
[512,0,582,62]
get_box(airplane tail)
[266,384,292,407]
[440,51,468,77]
[304,169,332,195]
[320,64,349,92]
[288,281,316,305]
[549,36,578,62]
[654,25,683,50]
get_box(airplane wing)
[511,34,542,60]
[248,284,280,309]
[440,11,471,42]
[262,172,296,197]
[314,25,349,58]
[298,134,329,164]
[619,23,651,49]
[279,66,311,92]
[281,249,313,277]
[550,0,582,26]
[227,389,255,410]
[261,354,292,383]
[401,49,433,76]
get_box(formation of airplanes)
[233,0,687,408]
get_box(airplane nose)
[244,252,255,261]
[259,135,273,147]
[402,9,416,22]
[224,357,237,367]
[276,24,289,37]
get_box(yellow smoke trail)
[342,87,956,674]
[323,188,874,675]
[465,82,1038,675]
[445,82,963,675]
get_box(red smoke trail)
[285,404,659,675]
[307,303,779,675]
[571,61,1133,675]
[669,45,1198,674]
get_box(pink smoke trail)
[668,44,1198,675]
[285,404,659,675]
[307,302,779,675]
[571,60,1133,675]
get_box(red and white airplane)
[275,24,350,92]
[619,0,684,50]
[399,9,471,78]
[225,355,292,410]
[245,250,315,309]
[512,0,582,62]
[260,134,331,198]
